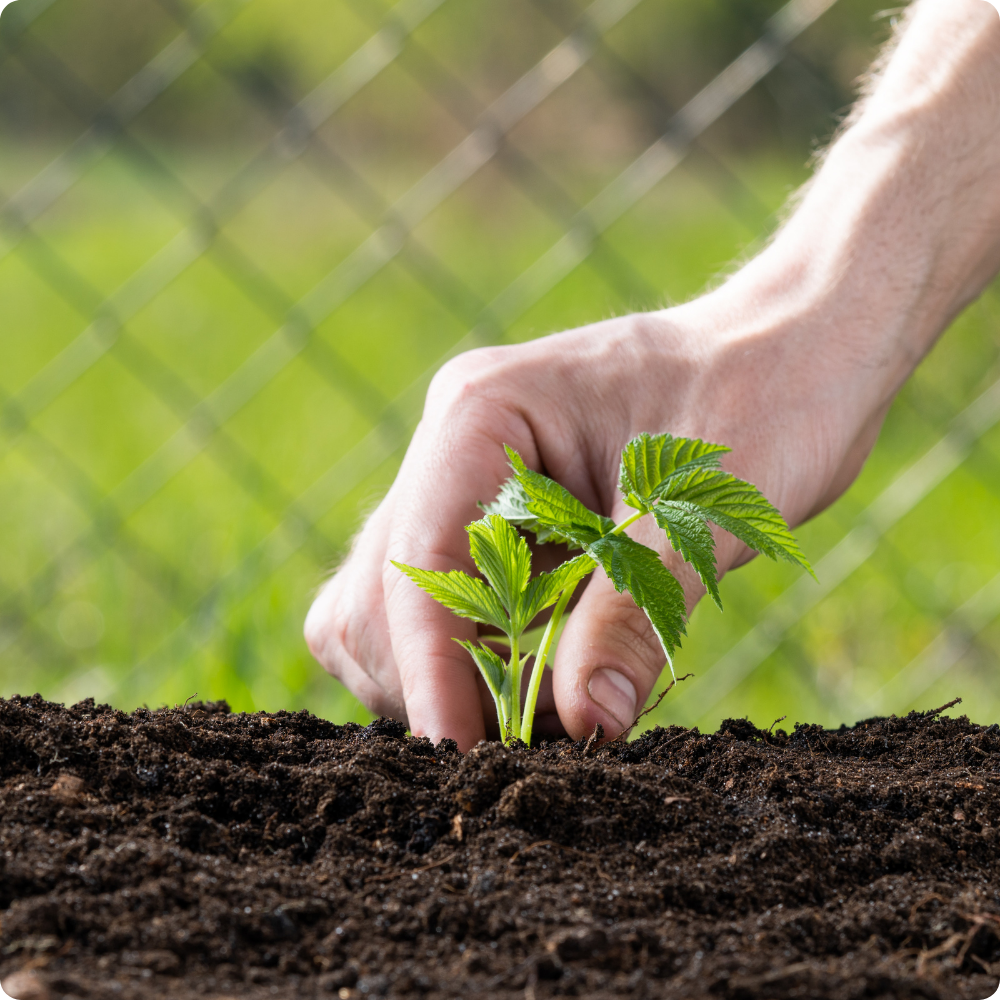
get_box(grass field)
[1,0,998,737]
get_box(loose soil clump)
[0,695,998,999]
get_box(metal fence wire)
[1,0,999,730]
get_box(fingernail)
[587,668,637,729]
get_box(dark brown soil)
[0,696,998,1000]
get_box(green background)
[1,0,997,734]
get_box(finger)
[305,493,405,719]
[384,402,531,750]
[552,524,701,741]
[552,572,662,740]
[384,534,485,750]
[323,651,399,719]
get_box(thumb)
[552,529,699,741]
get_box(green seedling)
[394,433,813,746]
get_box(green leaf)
[655,468,814,576]
[392,562,510,634]
[520,553,596,628]
[652,500,721,609]
[466,515,532,618]
[456,640,510,733]
[585,533,687,662]
[619,433,730,507]
[505,446,615,546]
[481,477,583,548]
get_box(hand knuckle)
[361,688,404,721]
[426,348,511,412]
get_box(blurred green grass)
[4,143,998,732]
[0,148,798,714]
[1,0,997,736]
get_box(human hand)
[304,285,887,749]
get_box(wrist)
[647,219,913,529]
[694,129,996,439]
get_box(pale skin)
[305,0,1000,751]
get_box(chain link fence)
[1,0,998,731]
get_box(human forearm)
[734,0,1000,400]
[673,0,1000,523]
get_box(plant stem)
[513,507,650,747]
[520,579,580,748]
[611,509,646,535]
[508,633,521,744]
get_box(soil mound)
[0,694,998,999]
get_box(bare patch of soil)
[0,695,998,999]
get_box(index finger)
[383,410,529,749]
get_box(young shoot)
[394,432,813,746]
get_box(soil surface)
[0,695,998,1000]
